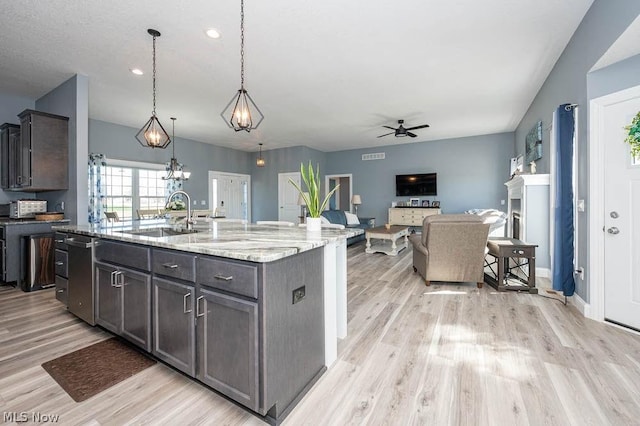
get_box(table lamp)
[351,194,362,215]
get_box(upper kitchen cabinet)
[13,110,69,192]
[0,123,20,189]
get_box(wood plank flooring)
[1,243,640,425]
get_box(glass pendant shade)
[256,143,265,167]
[221,88,264,132]
[136,114,171,148]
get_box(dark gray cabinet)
[197,286,259,411]
[95,261,151,351]
[13,110,69,191]
[152,277,196,376]
[0,123,20,189]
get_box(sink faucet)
[166,190,194,230]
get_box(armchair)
[409,214,490,288]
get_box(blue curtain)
[552,104,576,296]
[88,153,106,225]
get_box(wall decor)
[431,201,440,208]
[422,200,430,207]
[525,120,543,164]
[410,198,420,207]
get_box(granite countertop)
[53,219,363,263]
[0,218,70,225]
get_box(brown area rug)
[41,337,156,402]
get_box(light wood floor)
[1,243,640,425]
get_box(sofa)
[409,214,490,287]
[320,209,374,245]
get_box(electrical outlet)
[292,286,306,304]
[577,199,585,212]
[201,200,206,205]
[193,200,197,205]
[500,199,505,205]
[575,267,584,280]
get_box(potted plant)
[624,111,640,159]
[289,161,339,232]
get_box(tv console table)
[388,207,441,227]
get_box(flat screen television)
[396,173,437,196]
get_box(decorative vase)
[306,217,322,232]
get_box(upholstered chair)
[409,214,490,288]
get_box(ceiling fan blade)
[382,126,397,130]
[407,132,418,138]
[405,124,430,131]
[377,132,395,138]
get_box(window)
[102,164,166,221]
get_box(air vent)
[362,152,385,161]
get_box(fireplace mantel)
[505,174,551,279]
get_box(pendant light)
[163,117,190,181]
[256,143,265,167]
[220,0,264,132]
[136,29,171,148]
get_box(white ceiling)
[0,0,595,153]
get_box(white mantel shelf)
[505,173,550,190]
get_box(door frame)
[325,174,353,212]
[588,84,640,323]
[208,170,251,223]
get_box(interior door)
[279,172,301,223]
[603,96,640,330]
[209,172,251,222]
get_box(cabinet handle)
[196,296,205,317]
[113,271,123,288]
[110,270,117,286]
[183,293,193,313]
[162,263,179,269]
[214,274,233,281]
[55,239,65,243]
[57,289,65,293]
[55,261,64,266]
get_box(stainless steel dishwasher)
[65,234,98,325]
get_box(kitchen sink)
[117,227,199,238]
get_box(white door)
[209,171,251,222]
[278,172,301,223]
[603,97,640,330]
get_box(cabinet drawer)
[95,240,150,271]
[55,232,67,250]
[55,276,68,305]
[55,249,68,277]
[197,257,258,299]
[153,249,196,282]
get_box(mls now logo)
[3,411,60,422]
[3,412,28,422]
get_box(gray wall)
[251,146,326,222]
[588,54,640,100]
[0,93,35,204]
[325,133,514,226]
[89,119,252,210]
[514,0,640,301]
[35,74,89,224]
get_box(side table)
[484,237,538,294]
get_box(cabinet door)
[94,261,121,334]
[153,277,196,376]
[121,268,151,351]
[18,114,30,188]
[197,287,259,411]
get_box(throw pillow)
[345,212,360,225]
[320,215,330,224]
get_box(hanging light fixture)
[256,143,265,167]
[163,117,190,181]
[220,0,264,132]
[136,29,171,148]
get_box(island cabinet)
[94,241,151,351]
[151,249,197,377]
[54,232,68,306]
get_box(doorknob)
[607,227,620,234]
[610,211,619,219]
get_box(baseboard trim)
[569,292,591,318]
[536,267,551,279]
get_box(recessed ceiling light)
[205,28,221,39]
[130,68,144,75]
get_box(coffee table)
[365,225,409,256]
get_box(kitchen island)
[54,220,361,424]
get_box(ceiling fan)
[377,119,430,138]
